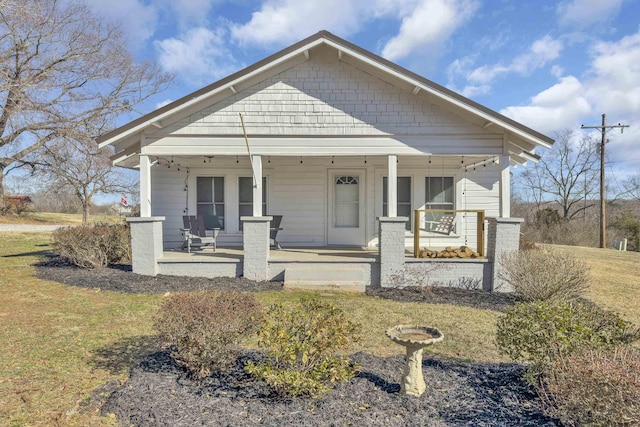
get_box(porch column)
[499,153,511,218]
[242,216,271,281]
[126,216,165,276]
[387,155,398,217]
[252,155,262,216]
[378,216,407,287]
[486,217,523,292]
[139,154,152,217]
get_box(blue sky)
[84,0,639,193]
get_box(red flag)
[121,194,128,206]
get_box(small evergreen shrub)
[154,290,262,378]
[496,300,639,383]
[52,223,131,268]
[540,346,640,426]
[245,298,361,398]
[498,248,589,302]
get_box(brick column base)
[378,217,408,287]
[487,217,523,292]
[242,216,271,281]
[126,216,165,276]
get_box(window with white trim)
[197,177,225,230]
[239,176,267,231]
[382,176,412,230]
[425,176,455,231]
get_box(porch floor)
[160,246,388,263]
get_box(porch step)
[284,267,365,293]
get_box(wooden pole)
[581,114,629,249]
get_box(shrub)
[498,247,589,302]
[154,290,262,378]
[540,346,640,426]
[496,300,639,383]
[245,298,361,398]
[52,223,131,268]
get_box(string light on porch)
[268,156,271,164]
[364,155,367,164]
[331,156,335,164]
[300,156,303,164]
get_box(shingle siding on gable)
[165,58,482,136]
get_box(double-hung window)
[196,177,225,230]
[425,176,454,231]
[382,176,412,230]
[238,176,267,231]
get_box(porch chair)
[429,213,456,235]
[181,215,220,253]
[270,215,283,249]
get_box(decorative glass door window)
[383,176,412,230]
[197,177,225,230]
[238,176,267,231]
[334,176,359,227]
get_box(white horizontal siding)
[150,155,502,249]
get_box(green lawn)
[0,232,638,425]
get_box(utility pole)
[581,114,629,248]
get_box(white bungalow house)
[97,31,552,291]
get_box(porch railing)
[412,209,485,258]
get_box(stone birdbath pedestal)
[385,325,444,397]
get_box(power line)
[581,114,630,248]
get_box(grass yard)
[553,244,640,326]
[0,232,159,426]
[0,232,638,425]
[0,211,124,225]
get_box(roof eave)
[97,30,554,152]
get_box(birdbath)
[386,325,444,397]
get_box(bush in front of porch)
[52,223,131,268]
[154,289,262,378]
[245,298,361,398]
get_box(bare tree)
[618,172,640,201]
[35,135,135,222]
[519,130,599,220]
[0,0,172,207]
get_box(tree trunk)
[82,202,90,223]
[0,166,5,210]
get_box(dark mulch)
[37,258,554,426]
[100,350,559,426]
[366,286,520,312]
[34,257,282,293]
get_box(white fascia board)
[98,39,325,149]
[325,39,552,150]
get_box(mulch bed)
[100,351,558,426]
[34,258,282,293]
[35,259,558,426]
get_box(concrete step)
[284,267,365,293]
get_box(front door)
[327,170,366,246]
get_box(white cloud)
[381,0,479,61]
[500,76,591,134]
[501,29,640,164]
[230,0,367,46]
[468,35,563,85]
[557,0,623,28]
[85,0,158,49]
[586,31,640,115]
[154,28,241,85]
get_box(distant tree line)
[513,130,640,251]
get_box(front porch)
[128,216,520,291]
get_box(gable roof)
[97,31,553,158]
